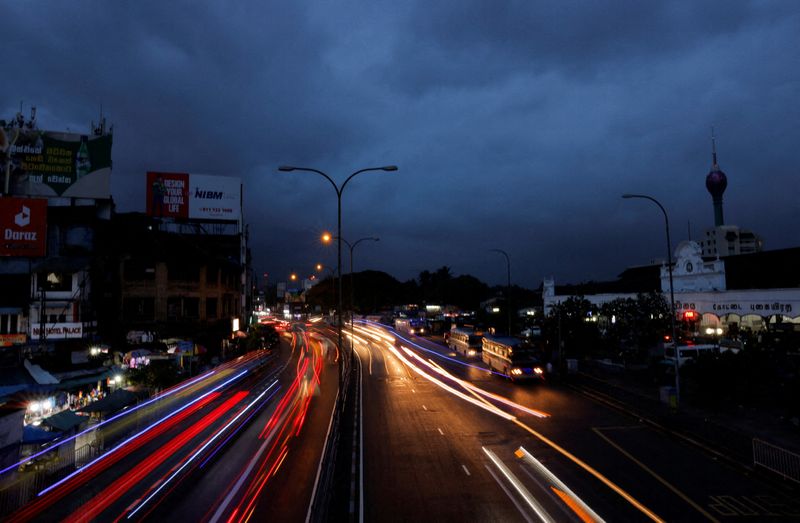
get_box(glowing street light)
[279,164,397,385]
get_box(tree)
[543,296,599,361]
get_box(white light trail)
[483,447,555,523]
[387,345,516,421]
[516,446,605,523]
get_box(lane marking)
[437,428,444,436]
[422,405,428,411]
[358,348,365,523]
[508,419,662,521]
[370,324,661,522]
[462,464,471,476]
[516,447,605,523]
[591,427,719,523]
[483,447,554,522]
[484,464,535,523]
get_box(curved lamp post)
[279,165,396,382]
[489,249,512,335]
[323,235,380,339]
[622,193,680,407]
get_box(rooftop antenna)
[93,104,106,135]
[26,106,37,129]
[711,125,718,166]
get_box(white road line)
[358,349,365,523]
[462,464,471,476]
[422,404,428,411]
[437,428,444,436]
[517,446,606,522]
[483,447,554,523]
[484,464,535,523]
[304,389,340,523]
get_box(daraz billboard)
[146,172,241,221]
[3,127,112,198]
[0,197,47,257]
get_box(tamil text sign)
[5,128,112,198]
[0,197,47,256]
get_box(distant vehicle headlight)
[534,367,544,375]
[468,350,477,356]
[511,368,523,375]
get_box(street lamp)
[622,193,681,407]
[328,236,380,338]
[315,262,336,311]
[489,249,512,335]
[324,235,380,313]
[279,165,397,382]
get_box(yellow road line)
[512,419,664,522]
[591,427,719,522]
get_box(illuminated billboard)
[3,127,112,198]
[0,197,47,257]
[147,172,241,221]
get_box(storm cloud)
[3,1,798,288]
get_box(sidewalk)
[565,360,800,489]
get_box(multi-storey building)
[110,212,248,353]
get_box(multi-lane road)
[352,322,800,522]
[5,320,798,522]
[4,327,337,522]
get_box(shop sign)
[0,197,47,256]
[31,322,83,340]
[0,333,27,346]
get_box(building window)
[206,265,219,285]
[123,298,155,320]
[167,297,181,320]
[206,298,218,319]
[124,260,156,281]
[38,272,71,292]
[168,264,200,282]
[0,314,19,334]
[184,298,199,319]
[167,297,200,320]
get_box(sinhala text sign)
[4,127,112,198]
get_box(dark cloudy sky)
[3,2,799,288]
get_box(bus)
[395,317,427,335]
[482,336,544,381]
[448,328,483,357]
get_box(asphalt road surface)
[354,322,800,522]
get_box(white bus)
[482,336,544,381]
[395,317,426,335]
[448,328,483,357]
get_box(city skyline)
[3,2,799,287]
